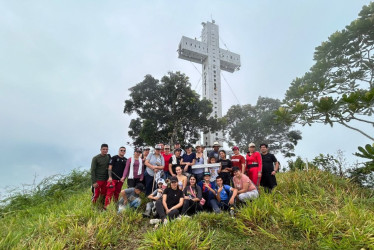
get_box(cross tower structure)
[178,20,241,147]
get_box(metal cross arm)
[178,36,208,64]
[191,163,221,173]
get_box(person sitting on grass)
[181,175,202,215]
[143,178,166,218]
[118,183,145,213]
[232,167,259,202]
[198,172,218,212]
[152,176,184,225]
[175,166,188,191]
[211,176,238,213]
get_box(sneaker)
[183,215,191,218]
[229,207,235,218]
[163,219,168,225]
[118,204,125,213]
[150,219,161,224]
[176,215,182,220]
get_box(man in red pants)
[105,146,127,208]
[245,143,262,187]
[91,144,110,204]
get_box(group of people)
[90,141,279,224]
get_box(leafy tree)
[276,3,374,141]
[349,143,374,188]
[312,150,347,177]
[224,97,302,156]
[124,72,220,147]
[287,156,306,171]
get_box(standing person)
[162,145,173,180]
[118,183,145,212]
[104,146,127,208]
[192,145,205,183]
[232,167,259,202]
[175,166,188,191]
[181,175,202,215]
[212,176,237,213]
[231,146,246,174]
[91,144,110,204]
[174,142,185,156]
[122,148,144,188]
[153,176,184,225]
[208,157,219,182]
[218,150,232,185]
[159,143,165,154]
[180,145,196,176]
[142,146,150,162]
[144,144,165,195]
[169,148,183,177]
[208,141,221,162]
[259,144,279,193]
[246,143,263,187]
[198,172,217,212]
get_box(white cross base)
[191,149,220,172]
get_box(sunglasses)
[120,150,126,152]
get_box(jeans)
[144,174,156,196]
[118,197,141,208]
[127,178,142,188]
[210,199,231,213]
[181,199,203,215]
[155,199,180,220]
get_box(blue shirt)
[183,152,196,173]
[216,185,232,201]
[198,180,217,201]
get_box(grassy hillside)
[0,169,373,249]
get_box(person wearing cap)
[260,143,279,193]
[153,176,184,224]
[162,145,173,180]
[218,150,232,185]
[91,144,110,204]
[118,183,145,212]
[122,148,144,188]
[181,145,196,175]
[141,146,150,162]
[192,144,205,183]
[169,148,183,177]
[143,178,167,217]
[144,144,165,195]
[231,146,246,174]
[174,142,185,156]
[246,143,263,187]
[198,172,218,212]
[104,146,127,208]
[181,175,203,215]
[232,167,259,202]
[208,141,221,162]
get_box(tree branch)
[340,120,374,141]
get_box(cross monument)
[178,20,241,147]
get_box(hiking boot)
[143,210,151,218]
[150,219,161,224]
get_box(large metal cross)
[178,20,241,147]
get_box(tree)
[224,97,302,156]
[349,143,374,188]
[124,72,220,147]
[312,150,347,177]
[276,3,374,141]
[287,156,306,171]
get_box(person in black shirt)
[154,176,184,224]
[259,144,279,193]
[169,148,182,176]
[218,150,232,185]
[105,146,127,208]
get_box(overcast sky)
[0,0,372,198]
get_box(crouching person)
[118,183,145,213]
[198,172,218,212]
[232,167,259,202]
[211,175,237,214]
[181,175,203,215]
[153,176,184,225]
[143,179,166,218]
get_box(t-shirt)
[125,188,140,202]
[163,187,184,208]
[208,150,220,162]
[182,152,196,173]
[261,153,277,173]
[198,181,217,201]
[192,155,204,174]
[109,155,127,180]
[169,155,182,175]
[215,185,232,201]
[231,154,245,169]
[183,185,202,200]
[233,174,256,192]
[91,154,111,184]
[209,167,219,182]
[218,159,232,171]
[151,188,163,199]
[146,153,165,176]
[162,152,173,172]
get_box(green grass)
[0,169,373,249]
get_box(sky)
[0,0,372,198]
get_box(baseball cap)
[203,172,211,176]
[170,176,178,183]
[135,148,142,153]
[155,144,162,150]
[248,143,256,147]
[157,178,166,186]
[174,148,182,152]
[232,166,240,172]
[232,146,239,150]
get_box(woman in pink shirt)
[245,143,262,187]
[122,148,144,188]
